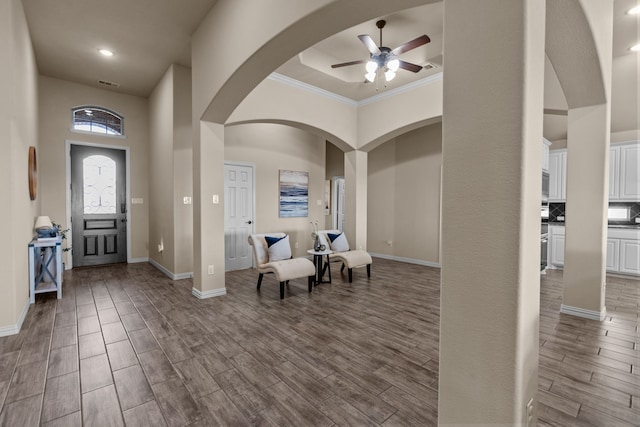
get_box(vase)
[314,234,321,251]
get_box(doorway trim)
[224,161,257,269]
[65,139,132,269]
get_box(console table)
[28,237,63,303]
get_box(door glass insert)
[83,155,116,214]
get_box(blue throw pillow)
[265,235,291,261]
[327,232,349,252]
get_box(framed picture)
[279,170,308,217]
[324,180,331,215]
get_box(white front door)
[224,163,255,271]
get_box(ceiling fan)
[331,19,430,83]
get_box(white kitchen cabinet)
[609,146,620,200]
[549,226,565,267]
[605,228,640,275]
[618,143,640,200]
[550,142,639,202]
[542,139,552,172]
[548,226,640,276]
[619,239,640,275]
[606,239,619,271]
[548,150,566,202]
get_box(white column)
[562,104,610,320]
[560,0,613,321]
[439,0,545,425]
[344,150,367,250]
[192,121,226,298]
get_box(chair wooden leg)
[341,263,346,272]
[257,273,264,290]
[308,276,313,292]
[348,268,353,283]
[367,264,371,278]
[280,282,285,299]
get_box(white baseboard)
[369,253,441,268]
[560,304,606,321]
[129,257,150,264]
[192,287,227,299]
[0,300,30,337]
[148,258,193,281]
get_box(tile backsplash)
[548,202,640,224]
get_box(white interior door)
[224,163,255,271]
[332,177,345,232]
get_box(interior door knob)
[246,220,252,224]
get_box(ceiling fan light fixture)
[384,70,396,82]
[387,58,400,72]
[98,48,114,57]
[366,60,378,73]
[365,71,377,82]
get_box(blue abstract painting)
[279,170,308,217]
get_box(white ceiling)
[21,0,639,139]
[22,0,218,97]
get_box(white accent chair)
[318,230,372,283]
[248,233,316,299]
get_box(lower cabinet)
[619,239,640,275]
[606,239,619,271]
[548,226,565,267]
[547,226,640,276]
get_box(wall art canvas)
[279,170,308,217]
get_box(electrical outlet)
[386,240,393,246]
[207,265,214,275]
[295,241,299,248]
[317,199,322,206]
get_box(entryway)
[69,144,128,267]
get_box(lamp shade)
[34,216,53,230]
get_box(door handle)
[121,218,127,223]
[246,220,252,224]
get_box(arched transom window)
[72,106,123,136]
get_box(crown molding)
[267,73,357,106]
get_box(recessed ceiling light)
[98,49,114,57]
[627,5,640,14]
[630,43,640,52]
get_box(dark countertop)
[546,221,640,229]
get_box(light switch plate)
[132,198,143,204]
[183,197,192,205]
[212,195,219,204]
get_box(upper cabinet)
[615,143,640,201]
[542,139,552,172]
[548,149,566,202]
[549,142,639,202]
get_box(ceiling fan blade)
[358,34,381,55]
[391,34,431,56]
[331,59,368,69]
[398,60,423,73]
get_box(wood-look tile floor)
[0,259,637,426]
